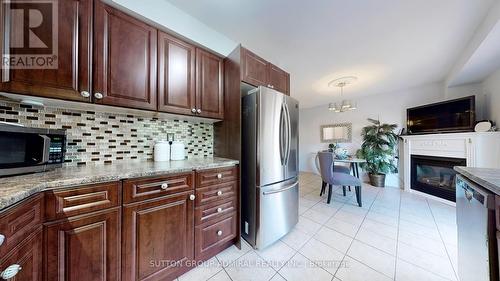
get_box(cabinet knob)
[189,194,196,201]
[0,234,4,246]
[191,108,196,113]
[80,90,90,98]
[217,173,222,179]
[0,264,22,279]
[216,190,223,196]
[196,109,202,114]
[217,207,223,213]
[216,230,223,236]
[160,183,168,190]
[94,92,103,99]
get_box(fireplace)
[410,155,466,202]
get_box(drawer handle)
[189,194,196,201]
[160,183,169,190]
[0,234,4,247]
[94,92,103,99]
[217,173,223,179]
[80,90,90,98]
[217,207,223,213]
[217,191,223,196]
[1,264,22,279]
[217,230,223,236]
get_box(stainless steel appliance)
[456,174,498,281]
[0,123,66,176]
[241,86,299,249]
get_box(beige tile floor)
[178,172,458,281]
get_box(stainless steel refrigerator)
[241,86,299,249]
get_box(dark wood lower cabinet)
[44,207,121,281]
[122,191,195,281]
[195,212,237,260]
[1,166,238,281]
[0,227,43,281]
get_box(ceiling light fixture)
[328,76,357,112]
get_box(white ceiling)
[449,21,500,87]
[166,0,494,108]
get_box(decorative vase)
[369,173,386,187]
[334,148,349,159]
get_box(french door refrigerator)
[241,86,299,249]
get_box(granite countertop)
[0,157,239,210]
[454,166,500,195]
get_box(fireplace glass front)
[411,155,466,202]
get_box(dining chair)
[317,152,363,207]
[315,152,351,196]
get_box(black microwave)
[0,123,66,177]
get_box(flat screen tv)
[407,96,475,134]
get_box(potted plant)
[356,118,398,187]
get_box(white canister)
[170,141,186,161]
[154,140,170,162]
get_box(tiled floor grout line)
[426,198,459,281]
[331,186,381,280]
[394,186,403,281]
[285,183,352,280]
[395,197,457,281]
[198,174,458,281]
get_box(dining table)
[315,152,366,179]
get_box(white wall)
[445,68,500,125]
[445,82,487,120]
[482,68,500,125]
[299,82,445,187]
[110,0,237,56]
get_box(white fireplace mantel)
[400,132,500,194]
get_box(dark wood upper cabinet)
[158,32,196,115]
[196,48,224,119]
[0,0,92,102]
[44,207,121,281]
[122,192,194,281]
[240,47,290,95]
[93,1,157,110]
[269,63,290,95]
[241,48,269,87]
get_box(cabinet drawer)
[0,226,42,281]
[496,195,500,230]
[196,166,238,188]
[195,181,237,206]
[123,172,194,203]
[45,182,121,221]
[195,198,236,226]
[0,194,43,257]
[195,213,236,260]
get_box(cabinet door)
[158,32,196,115]
[44,208,121,281]
[93,1,157,110]
[195,48,224,119]
[268,64,290,95]
[241,48,268,87]
[0,227,42,281]
[122,192,194,281]
[0,0,92,102]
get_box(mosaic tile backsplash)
[0,100,213,166]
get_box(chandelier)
[328,76,357,112]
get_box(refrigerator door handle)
[279,103,286,165]
[284,101,291,165]
[262,181,299,195]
